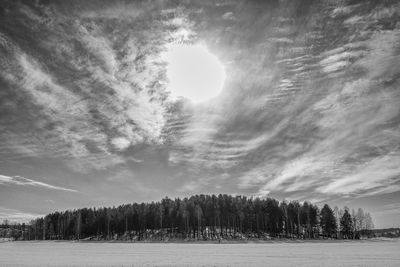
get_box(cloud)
[77,24,118,75]
[0,207,41,223]
[159,1,400,206]
[111,137,132,151]
[222,12,235,20]
[0,2,184,171]
[177,180,204,193]
[373,203,400,216]
[228,2,400,202]
[79,3,143,19]
[331,5,358,17]
[0,174,78,192]
[320,50,364,73]
[317,154,400,195]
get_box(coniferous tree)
[340,209,353,239]
[0,195,376,241]
[320,204,337,238]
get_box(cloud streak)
[0,174,78,192]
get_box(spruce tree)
[340,209,353,239]
[320,204,337,238]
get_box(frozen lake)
[1,239,399,266]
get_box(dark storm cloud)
[0,0,399,226]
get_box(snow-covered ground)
[1,239,399,266]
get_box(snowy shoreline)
[6,237,398,244]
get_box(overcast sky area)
[0,0,399,228]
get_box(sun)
[162,43,226,103]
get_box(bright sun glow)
[162,44,226,103]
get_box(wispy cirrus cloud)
[318,153,400,196]
[0,174,78,192]
[167,1,400,203]
[0,1,188,172]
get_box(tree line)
[0,194,374,241]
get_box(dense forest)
[1,194,375,241]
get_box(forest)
[1,194,375,241]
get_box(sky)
[0,0,399,228]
